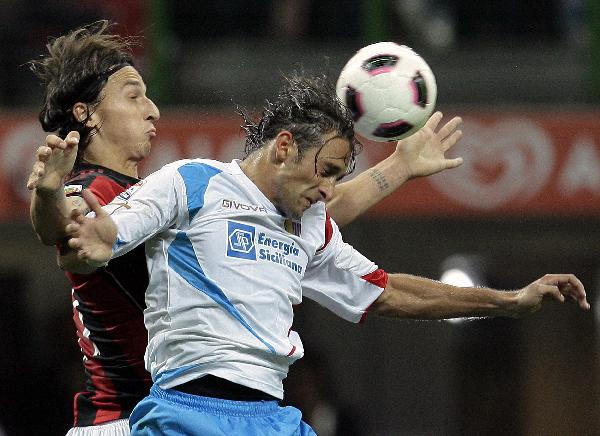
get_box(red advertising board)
[1,110,599,221]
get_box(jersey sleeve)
[302,215,387,323]
[103,164,185,258]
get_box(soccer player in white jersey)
[64,73,589,435]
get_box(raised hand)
[27,131,80,191]
[513,274,589,317]
[66,189,117,268]
[394,111,464,179]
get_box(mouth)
[147,127,157,138]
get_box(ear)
[72,103,95,128]
[273,131,295,162]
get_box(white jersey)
[105,159,386,399]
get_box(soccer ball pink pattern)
[336,42,437,142]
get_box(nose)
[318,178,336,202]
[146,97,160,121]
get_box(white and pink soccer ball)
[336,42,437,142]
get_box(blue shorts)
[130,384,317,436]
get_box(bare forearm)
[328,154,410,226]
[30,188,71,245]
[372,273,518,320]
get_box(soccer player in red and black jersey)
[26,21,465,436]
[27,21,159,436]
[63,165,149,428]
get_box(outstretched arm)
[28,131,82,245]
[371,273,589,320]
[327,112,463,226]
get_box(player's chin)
[287,205,305,221]
[137,141,152,158]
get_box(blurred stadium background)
[1,1,599,435]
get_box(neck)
[84,157,139,178]
[83,146,139,178]
[238,148,275,200]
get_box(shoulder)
[159,158,227,177]
[301,202,334,250]
[66,165,138,206]
[136,159,230,209]
[66,164,138,188]
[163,159,236,189]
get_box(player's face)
[88,66,160,161]
[273,133,352,220]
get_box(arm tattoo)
[368,168,390,192]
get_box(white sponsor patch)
[64,184,83,195]
[115,180,145,202]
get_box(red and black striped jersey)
[64,163,150,427]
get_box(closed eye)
[123,79,146,99]
[321,163,345,179]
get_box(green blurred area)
[588,0,600,100]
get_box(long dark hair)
[238,72,361,176]
[29,20,136,162]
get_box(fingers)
[440,128,464,169]
[26,176,37,191]
[45,134,65,150]
[537,283,566,303]
[42,131,79,154]
[65,207,83,237]
[26,176,36,191]
[443,157,464,169]
[66,130,81,142]
[64,131,80,149]
[46,135,63,148]
[66,215,82,249]
[436,116,463,156]
[81,189,107,217]
[65,209,88,255]
[28,132,80,191]
[437,116,463,141]
[66,235,89,260]
[539,274,585,297]
[26,160,46,190]
[36,145,52,162]
[46,132,80,151]
[442,129,463,152]
[556,275,590,310]
[559,283,591,310]
[537,274,590,310]
[65,222,78,236]
[27,145,55,189]
[423,111,444,132]
[69,205,87,224]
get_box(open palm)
[394,111,464,179]
[27,131,80,191]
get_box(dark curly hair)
[29,20,136,162]
[238,73,361,176]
